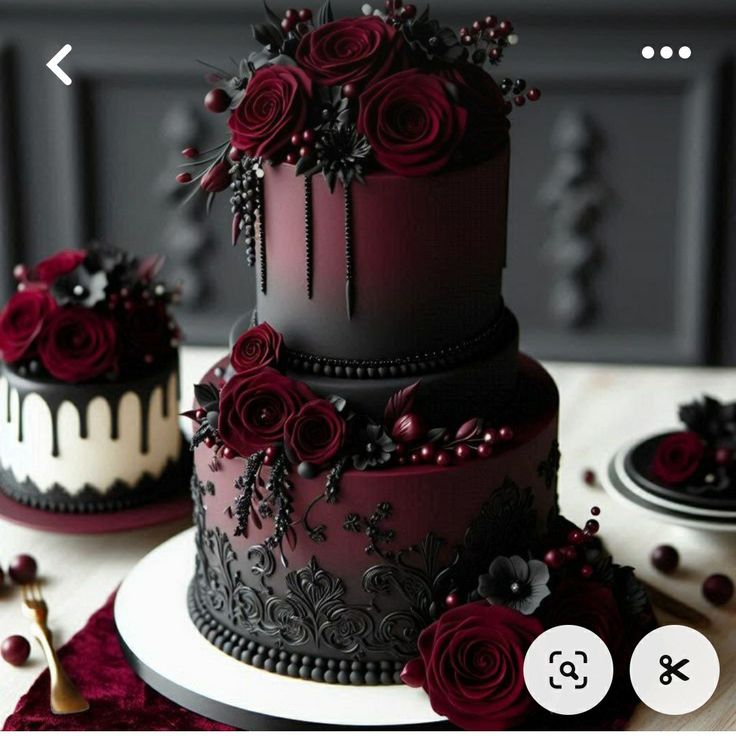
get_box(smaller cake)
[626,395,736,511]
[0,246,185,512]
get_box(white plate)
[604,445,736,533]
[114,527,444,729]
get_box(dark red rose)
[230,322,283,376]
[0,289,57,364]
[228,65,313,160]
[653,431,704,484]
[218,368,314,456]
[29,249,86,286]
[358,69,467,176]
[284,398,346,466]
[401,601,542,730]
[540,579,627,668]
[442,63,508,161]
[296,16,404,89]
[39,307,117,383]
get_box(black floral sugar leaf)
[316,0,334,26]
[194,382,220,408]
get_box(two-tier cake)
[177,2,653,729]
[0,246,185,512]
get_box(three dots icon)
[642,45,691,60]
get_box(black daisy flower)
[478,555,550,615]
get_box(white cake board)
[114,528,447,729]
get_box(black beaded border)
[0,447,191,514]
[188,583,405,686]
[282,305,515,379]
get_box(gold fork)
[21,583,89,715]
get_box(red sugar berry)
[410,452,421,465]
[285,152,297,165]
[222,447,236,460]
[228,146,244,162]
[182,146,199,159]
[435,451,451,467]
[715,447,732,465]
[281,17,296,33]
[498,20,513,35]
[1,636,30,667]
[290,133,302,147]
[342,83,358,99]
[461,34,474,46]
[585,519,600,535]
[544,549,564,570]
[561,545,577,561]
[299,145,311,159]
[702,574,734,606]
[284,8,298,20]
[527,88,541,102]
[176,172,192,184]
[514,95,526,107]
[472,20,483,32]
[302,129,315,144]
[8,555,37,584]
[477,442,493,458]
[651,545,679,574]
[419,444,435,463]
[401,3,416,18]
[484,15,497,28]
[204,88,230,113]
[454,444,473,462]
[580,564,594,579]
[583,468,597,487]
[483,429,499,444]
[499,426,514,442]
[459,26,469,37]
[203,436,215,449]
[567,529,585,545]
[445,591,459,609]
[298,8,312,21]
[591,506,601,516]
[489,47,501,62]
[194,408,206,422]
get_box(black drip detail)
[304,175,314,300]
[258,172,267,295]
[344,182,354,320]
[2,358,178,458]
[0,450,190,513]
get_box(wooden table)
[1,348,734,730]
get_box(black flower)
[478,555,550,615]
[679,395,736,443]
[352,422,396,470]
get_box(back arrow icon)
[47,45,72,86]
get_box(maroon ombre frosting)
[257,144,509,360]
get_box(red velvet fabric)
[2,594,234,731]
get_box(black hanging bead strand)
[344,182,354,320]
[257,168,267,294]
[304,175,314,300]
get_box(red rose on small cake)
[0,245,186,512]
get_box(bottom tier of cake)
[189,355,559,685]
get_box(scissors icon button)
[659,654,690,685]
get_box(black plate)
[624,434,736,512]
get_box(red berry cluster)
[280,7,313,35]
[285,129,317,165]
[459,15,513,65]
[543,507,601,578]
[394,419,515,468]
[0,555,39,667]
[499,77,541,115]
[384,0,417,23]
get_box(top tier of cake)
[256,142,509,361]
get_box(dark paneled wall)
[0,0,734,364]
